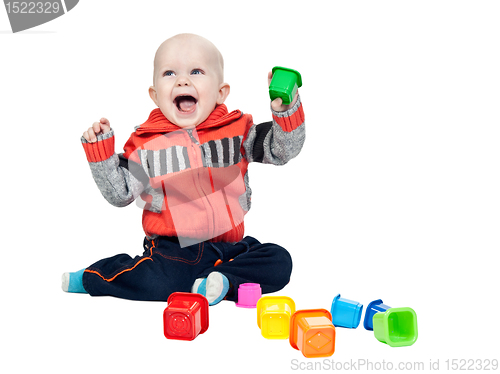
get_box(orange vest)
[122,105,253,243]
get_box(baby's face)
[150,35,229,129]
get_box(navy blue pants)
[82,236,292,302]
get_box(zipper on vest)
[186,129,200,145]
[185,128,216,239]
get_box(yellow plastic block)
[257,296,296,339]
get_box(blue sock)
[62,269,88,293]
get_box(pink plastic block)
[236,283,262,308]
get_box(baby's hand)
[83,118,111,143]
[268,71,299,112]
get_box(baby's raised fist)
[83,118,111,143]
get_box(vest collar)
[135,104,242,135]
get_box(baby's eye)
[163,70,175,77]
[191,69,204,75]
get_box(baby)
[62,33,305,305]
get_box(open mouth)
[174,95,197,113]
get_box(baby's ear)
[149,86,159,106]
[217,82,230,105]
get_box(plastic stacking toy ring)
[236,283,262,308]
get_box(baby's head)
[149,33,230,128]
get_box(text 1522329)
[5,2,61,14]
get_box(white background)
[1,1,499,373]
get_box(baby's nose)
[176,76,191,86]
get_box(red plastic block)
[163,292,209,341]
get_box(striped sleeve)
[271,96,305,133]
[81,130,115,163]
[243,95,305,165]
[81,129,145,207]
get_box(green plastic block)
[269,66,302,105]
[373,307,418,347]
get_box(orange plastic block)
[290,309,336,358]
